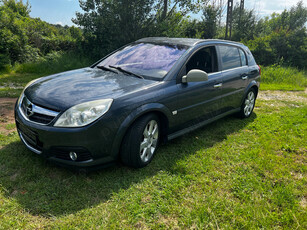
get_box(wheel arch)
[241,81,259,105]
[110,103,172,159]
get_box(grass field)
[0,90,306,229]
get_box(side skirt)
[167,108,240,140]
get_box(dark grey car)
[15,37,260,169]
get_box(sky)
[244,0,306,18]
[29,0,81,26]
[28,0,306,26]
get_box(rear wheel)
[120,114,160,168]
[238,88,256,118]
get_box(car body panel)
[220,66,248,112]
[174,72,224,130]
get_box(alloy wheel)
[140,120,159,163]
[244,91,255,117]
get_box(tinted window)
[186,46,218,74]
[219,46,241,70]
[239,49,247,66]
[98,43,188,79]
[246,49,256,66]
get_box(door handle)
[214,83,222,88]
[242,76,248,80]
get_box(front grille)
[50,147,93,162]
[19,95,59,125]
[30,113,55,124]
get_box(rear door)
[217,45,248,112]
[238,48,249,88]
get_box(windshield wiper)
[96,65,118,74]
[109,65,144,79]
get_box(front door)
[174,46,224,130]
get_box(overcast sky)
[28,0,306,26]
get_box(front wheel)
[120,114,160,168]
[238,88,256,118]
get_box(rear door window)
[218,46,241,70]
[239,49,247,66]
[246,49,256,66]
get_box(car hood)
[25,68,158,111]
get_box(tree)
[0,0,30,17]
[0,0,30,67]
[201,3,220,38]
[73,0,157,58]
[159,0,201,20]
[231,4,258,41]
[73,0,201,58]
[245,1,307,68]
[0,0,83,70]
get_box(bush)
[0,0,83,69]
[261,65,307,87]
[0,53,11,72]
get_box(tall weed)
[261,65,307,88]
[14,51,94,75]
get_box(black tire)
[120,114,160,168]
[238,88,256,118]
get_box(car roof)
[136,37,245,48]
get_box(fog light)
[69,152,78,161]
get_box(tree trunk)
[162,0,168,19]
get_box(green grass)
[4,123,15,130]
[14,52,94,75]
[0,95,306,229]
[261,65,307,91]
[260,83,306,91]
[0,73,43,97]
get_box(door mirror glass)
[182,69,208,83]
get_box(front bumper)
[15,103,119,168]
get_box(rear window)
[218,46,241,70]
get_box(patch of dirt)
[0,83,24,89]
[0,98,17,135]
[258,90,307,103]
[157,215,180,229]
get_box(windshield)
[97,43,188,79]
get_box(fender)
[109,103,173,158]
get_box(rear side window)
[218,46,241,70]
[239,49,247,66]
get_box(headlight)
[54,99,113,127]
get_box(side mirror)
[182,69,209,83]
